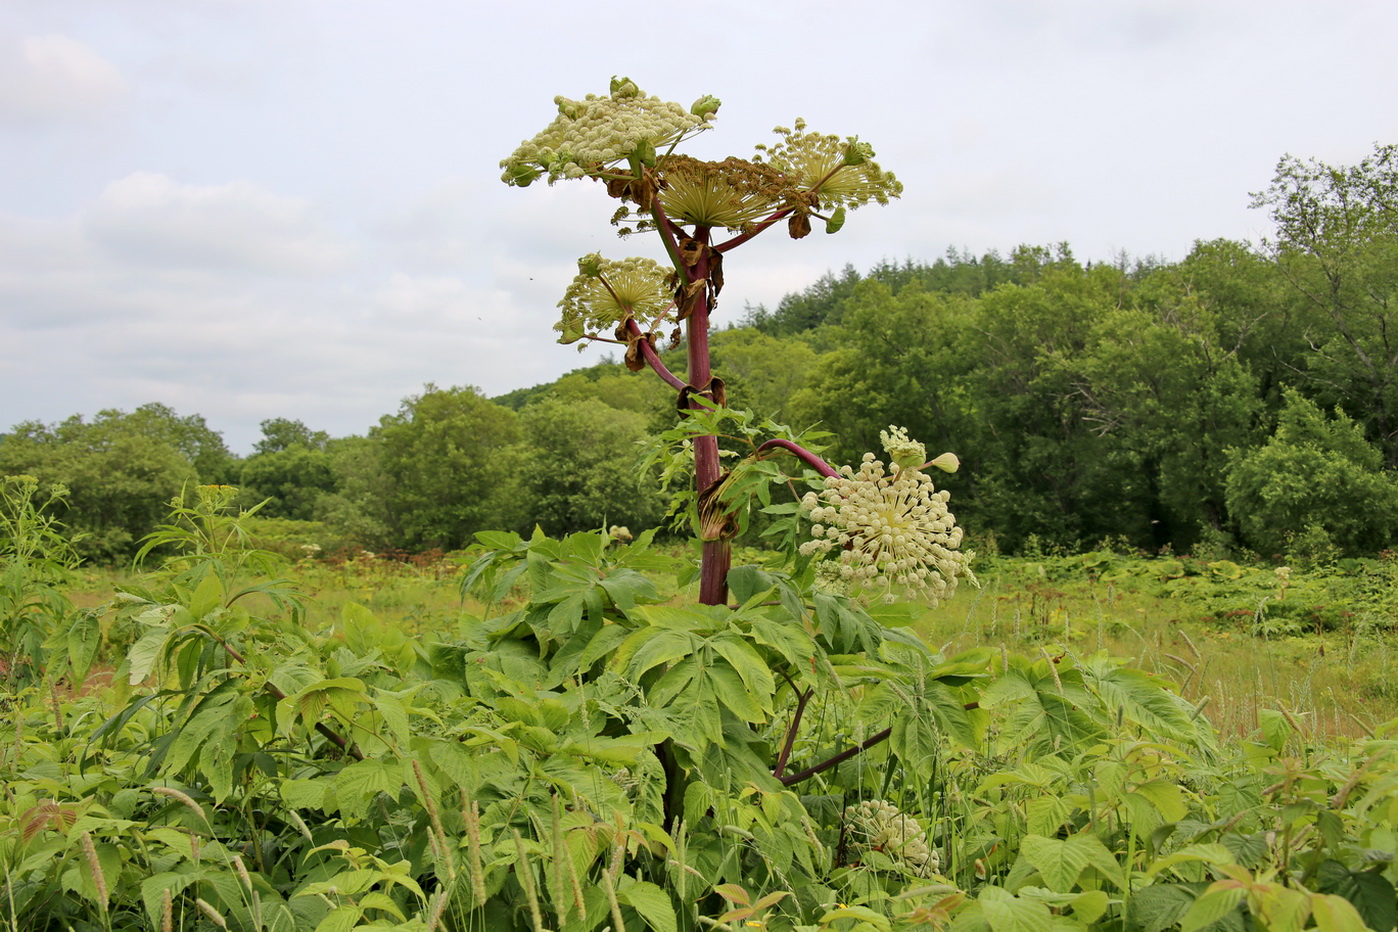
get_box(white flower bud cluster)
[879,425,925,473]
[844,799,939,877]
[501,81,712,186]
[799,429,974,604]
[752,118,903,211]
[555,255,675,344]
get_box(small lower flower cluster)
[799,429,974,604]
[554,255,673,344]
[843,799,939,877]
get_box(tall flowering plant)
[501,77,973,606]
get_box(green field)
[63,546,1398,745]
[5,507,1398,932]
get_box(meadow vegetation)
[2,79,1397,932]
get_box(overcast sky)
[3,1,1395,454]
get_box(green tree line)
[3,144,1396,562]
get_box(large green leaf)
[597,567,663,610]
[64,610,101,683]
[1125,883,1201,932]
[747,614,820,679]
[188,569,226,619]
[127,625,170,684]
[1018,833,1123,893]
[709,634,776,707]
[1132,779,1189,824]
[1086,662,1202,744]
[1179,884,1245,932]
[1309,893,1373,932]
[1315,860,1397,932]
[618,877,677,932]
[333,759,401,820]
[617,628,697,679]
[727,564,777,605]
[978,885,1055,932]
[649,655,701,707]
[706,660,765,723]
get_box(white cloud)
[84,172,352,274]
[0,33,126,122]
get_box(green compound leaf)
[1018,833,1123,893]
[978,885,1054,932]
[1180,882,1246,932]
[618,877,677,932]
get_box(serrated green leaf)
[312,905,364,932]
[619,629,696,679]
[357,891,406,920]
[1126,883,1199,932]
[747,615,819,676]
[141,872,197,926]
[1133,779,1189,823]
[1018,833,1122,893]
[333,759,400,820]
[1258,709,1291,753]
[1180,883,1245,932]
[979,885,1054,932]
[1147,844,1236,878]
[127,626,169,684]
[1219,831,1270,869]
[579,622,631,668]
[618,878,677,932]
[281,777,330,811]
[1310,892,1372,932]
[59,611,100,683]
[707,661,764,722]
[1315,860,1397,932]
[1027,795,1073,837]
[709,634,776,706]
[649,655,700,708]
[188,570,225,619]
[727,565,778,605]
[819,905,892,930]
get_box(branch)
[754,438,839,478]
[716,163,844,254]
[217,637,365,761]
[714,206,796,254]
[773,687,815,780]
[647,191,689,276]
[778,726,891,787]
[623,319,685,390]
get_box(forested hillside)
[4,145,1397,562]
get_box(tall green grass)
[915,557,1398,741]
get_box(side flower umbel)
[799,427,974,603]
[843,799,939,877]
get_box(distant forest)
[5,145,1397,564]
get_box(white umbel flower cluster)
[501,77,714,186]
[844,799,939,877]
[555,254,674,344]
[799,427,974,603]
[753,118,903,211]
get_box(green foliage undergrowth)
[2,496,1394,931]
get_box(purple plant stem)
[754,438,839,478]
[623,319,685,390]
[778,726,892,787]
[773,686,814,780]
[714,206,795,253]
[644,197,731,605]
[680,226,731,606]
